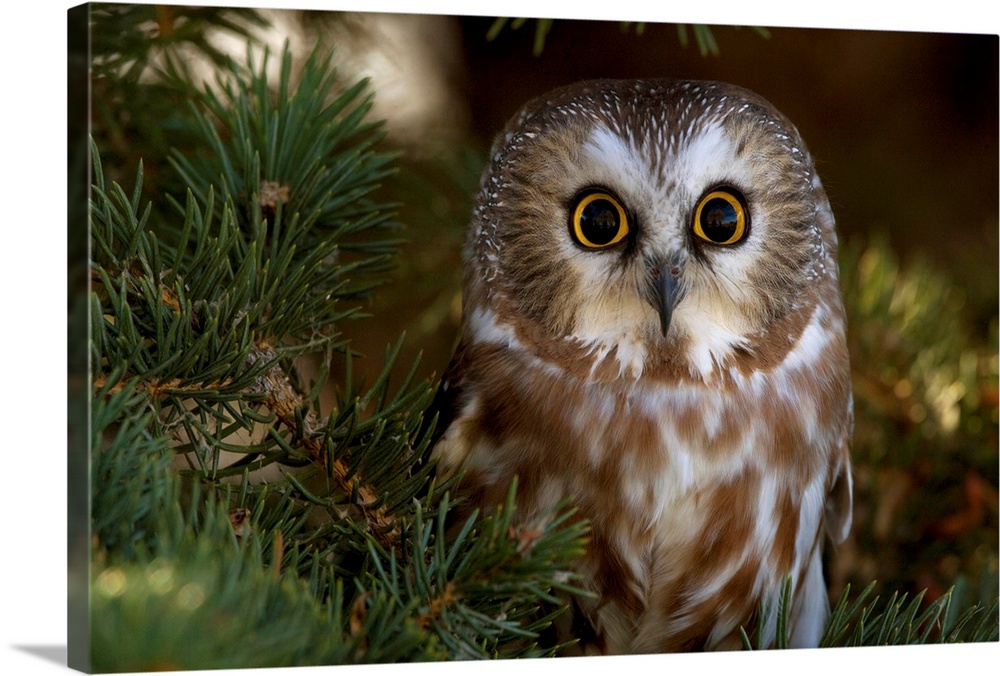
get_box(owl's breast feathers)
[431,297,852,653]
[431,78,852,653]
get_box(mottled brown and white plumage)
[431,79,853,653]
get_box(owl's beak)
[650,261,681,337]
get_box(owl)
[431,79,853,653]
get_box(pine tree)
[77,6,592,671]
[72,6,998,671]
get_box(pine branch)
[485,17,769,57]
[88,3,269,199]
[359,482,593,659]
[89,477,445,671]
[169,44,401,275]
[740,579,999,649]
[89,4,268,82]
[91,383,174,558]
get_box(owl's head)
[464,80,842,383]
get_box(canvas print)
[68,3,999,672]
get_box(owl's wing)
[824,433,854,544]
[421,339,470,449]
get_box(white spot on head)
[677,119,746,190]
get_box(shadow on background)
[13,645,67,667]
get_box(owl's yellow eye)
[693,189,748,245]
[571,191,630,248]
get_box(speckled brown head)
[462,79,843,383]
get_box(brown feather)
[432,78,853,653]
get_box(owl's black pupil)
[580,199,620,245]
[700,198,739,242]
